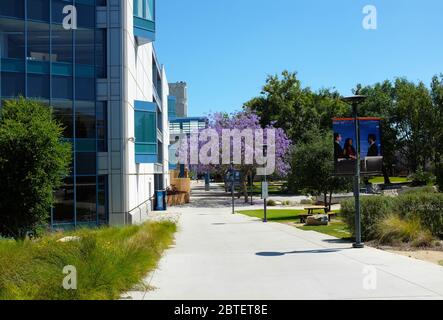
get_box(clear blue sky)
[155,0,443,117]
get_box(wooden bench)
[299,206,336,223]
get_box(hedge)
[341,196,395,241]
[341,192,443,240]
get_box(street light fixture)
[341,95,367,249]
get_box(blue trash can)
[155,190,167,211]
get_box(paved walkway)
[126,182,443,300]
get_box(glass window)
[27,74,50,99]
[134,0,154,21]
[51,100,73,138]
[77,4,95,29]
[27,21,50,62]
[97,175,107,224]
[96,102,107,152]
[75,111,96,139]
[95,29,107,78]
[52,75,72,99]
[135,111,156,143]
[75,101,96,139]
[75,152,96,175]
[0,0,25,19]
[1,72,25,97]
[53,177,75,224]
[0,18,25,60]
[75,29,94,65]
[51,24,73,63]
[135,110,157,155]
[27,0,50,22]
[75,77,95,100]
[76,176,96,223]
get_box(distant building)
[168,82,188,118]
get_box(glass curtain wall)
[0,0,108,228]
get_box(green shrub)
[266,199,277,206]
[408,167,436,186]
[341,196,395,241]
[281,200,291,206]
[0,98,71,238]
[400,186,437,195]
[395,192,443,237]
[0,222,176,300]
[376,214,434,247]
[300,198,314,205]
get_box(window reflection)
[27,21,50,62]
[53,177,75,224]
[52,75,73,99]
[28,74,50,99]
[76,176,96,223]
[98,176,107,224]
[76,152,96,175]
[51,100,73,138]
[0,18,25,60]
[97,102,108,152]
[51,24,73,63]
[27,0,50,22]
[0,0,25,19]
[76,101,96,139]
[1,72,25,97]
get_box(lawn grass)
[238,209,307,222]
[369,176,410,184]
[0,221,176,300]
[299,221,352,239]
[238,209,351,240]
[439,260,443,267]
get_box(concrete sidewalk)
[126,184,443,300]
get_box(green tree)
[430,74,443,165]
[394,78,434,172]
[288,131,351,209]
[0,98,71,238]
[354,81,397,184]
[244,71,348,143]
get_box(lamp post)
[230,161,235,215]
[250,172,254,205]
[263,144,268,223]
[341,95,367,249]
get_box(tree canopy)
[0,98,71,238]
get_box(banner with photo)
[333,118,383,176]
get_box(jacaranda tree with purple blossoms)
[183,111,291,202]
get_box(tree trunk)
[324,192,328,212]
[242,179,249,203]
[382,164,391,185]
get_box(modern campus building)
[0,0,171,228]
[168,81,187,119]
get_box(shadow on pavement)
[255,248,351,257]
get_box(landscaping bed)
[341,187,443,248]
[238,209,350,239]
[0,222,176,300]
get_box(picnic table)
[299,206,336,223]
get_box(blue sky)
[155,0,443,117]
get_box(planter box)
[167,192,190,206]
